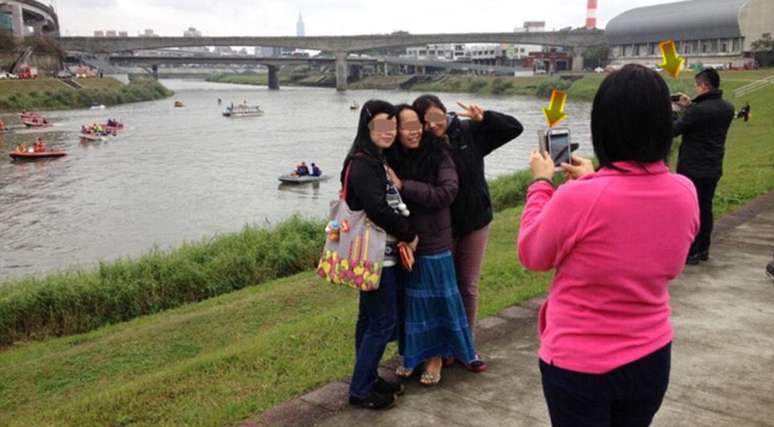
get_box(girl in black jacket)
[412,95,524,372]
[342,99,418,410]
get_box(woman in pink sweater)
[519,64,700,426]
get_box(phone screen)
[548,132,571,167]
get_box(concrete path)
[248,192,774,427]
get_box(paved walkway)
[248,192,774,427]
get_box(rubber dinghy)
[278,174,330,184]
[9,150,67,160]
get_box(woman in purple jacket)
[386,104,476,386]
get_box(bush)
[0,216,325,347]
[535,78,572,97]
[491,78,514,95]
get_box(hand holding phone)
[539,128,572,169]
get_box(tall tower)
[296,13,305,37]
[585,0,597,29]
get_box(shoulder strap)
[340,160,353,201]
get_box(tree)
[0,31,15,53]
[751,33,773,51]
[583,44,609,69]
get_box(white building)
[509,21,545,59]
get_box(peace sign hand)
[456,101,485,123]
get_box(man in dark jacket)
[673,68,735,265]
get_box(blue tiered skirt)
[403,250,476,369]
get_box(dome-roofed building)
[606,0,773,69]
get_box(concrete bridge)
[105,54,531,89]
[61,30,605,91]
[0,0,59,37]
[107,55,377,89]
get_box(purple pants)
[453,224,490,338]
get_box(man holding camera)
[673,68,735,265]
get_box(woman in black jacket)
[343,99,418,410]
[412,95,524,371]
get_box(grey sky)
[53,0,680,37]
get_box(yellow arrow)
[659,40,685,78]
[542,90,567,128]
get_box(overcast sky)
[53,0,680,37]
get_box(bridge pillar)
[572,47,586,73]
[267,65,280,90]
[151,64,159,80]
[0,3,24,38]
[335,51,348,92]
[383,63,389,76]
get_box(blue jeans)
[350,266,398,398]
[540,343,671,427]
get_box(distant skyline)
[54,0,681,37]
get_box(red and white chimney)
[586,0,598,29]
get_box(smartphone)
[540,128,571,168]
[670,94,682,102]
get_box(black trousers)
[540,343,671,427]
[686,175,720,256]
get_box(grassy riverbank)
[0,73,772,426]
[206,72,335,87]
[353,69,772,100]
[0,78,173,111]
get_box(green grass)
[206,73,270,86]
[0,73,772,427]
[359,68,774,100]
[0,78,173,112]
[0,216,325,347]
[76,78,124,91]
[0,204,547,426]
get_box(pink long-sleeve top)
[518,161,699,374]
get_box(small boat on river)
[21,117,52,128]
[174,101,184,108]
[278,174,330,184]
[9,150,67,160]
[79,133,105,142]
[223,104,264,117]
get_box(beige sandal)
[420,368,442,386]
[395,365,414,378]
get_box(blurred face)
[424,106,447,138]
[694,80,710,96]
[368,113,397,150]
[398,109,422,149]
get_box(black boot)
[374,376,405,396]
[349,390,397,410]
[686,253,702,265]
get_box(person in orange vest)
[0,119,6,131]
[33,137,46,153]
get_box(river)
[0,79,592,280]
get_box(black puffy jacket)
[673,90,735,178]
[341,152,416,243]
[445,110,524,237]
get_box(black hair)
[591,64,673,169]
[412,94,447,124]
[695,68,720,90]
[345,99,396,164]
[386,103,446,184]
